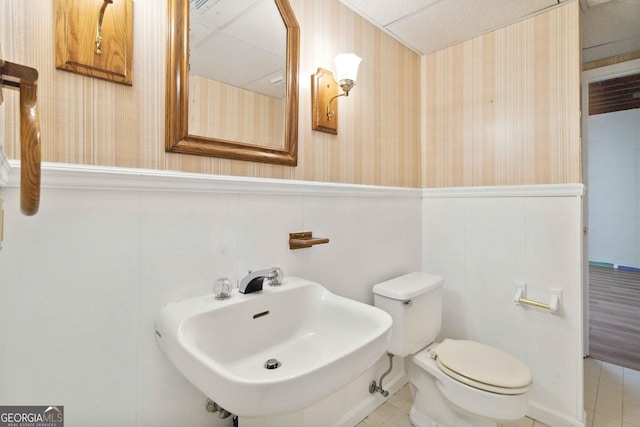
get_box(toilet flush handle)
[403,300,412,307]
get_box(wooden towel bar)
[1,58,41,215]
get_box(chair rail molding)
[4,160,422,199]
[422,184,584,198]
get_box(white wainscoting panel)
[422,184,585,427]
[0,162,421,427]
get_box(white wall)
[0,162,420,427]
[422,185,585,427]
[588,108,640,268]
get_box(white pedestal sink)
[155,276,392,417]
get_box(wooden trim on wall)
[583,51,640,71]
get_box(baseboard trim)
[528,401,586,427]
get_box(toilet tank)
[372,272,443,357]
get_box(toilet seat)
[432,339,532,395]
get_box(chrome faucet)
[239,268,278,294]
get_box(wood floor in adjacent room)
[589,266,640,371]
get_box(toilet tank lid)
[373,272,443,300]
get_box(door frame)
[581,58,640,356]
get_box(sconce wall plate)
[311,68,338,135]
[55,0,133,85]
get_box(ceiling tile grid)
[339,0,574,54]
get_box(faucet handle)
[267,267,284,286]
[213,277,231,300]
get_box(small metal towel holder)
[514,285,562,314]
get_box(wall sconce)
[311,53,362,135]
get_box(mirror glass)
[189,0,286,149]
[166,0,299,165]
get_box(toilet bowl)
[372,273,532,427]
[408,340,531,426]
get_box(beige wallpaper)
[0,0,422,187]
[421,1,582,188]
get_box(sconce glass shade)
[334,53,362,87]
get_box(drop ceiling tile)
[195,0,261,29]
[386,0,558,54]
[587,0,616,6]
[582,0,640,50]
[339,0,441,27]
[224,0,286,57]
[190,21,216,49]
[244,71,286,99]
[190,31,283,91]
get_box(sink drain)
[264,358,281,369]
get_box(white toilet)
[373,272,532,427]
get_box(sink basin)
[155,276,392,417]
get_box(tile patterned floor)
[356,384,413,427]
[356,358,640,427]
[584,357,640,427]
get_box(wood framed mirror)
[165,0,299,166]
